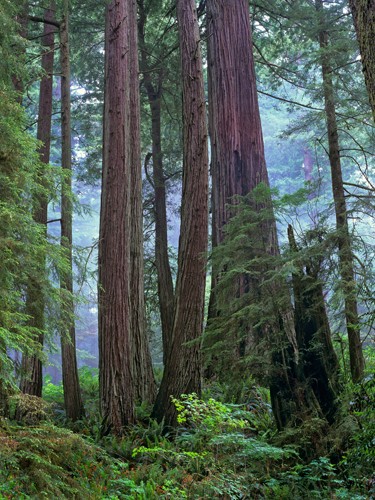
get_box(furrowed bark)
[349,0,375,122]
[128,0,156,404]
[152,0,209,427]
[98,0,134,435]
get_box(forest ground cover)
[1,355,374,499]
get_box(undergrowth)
[1,362,374,499]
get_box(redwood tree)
[205,0,340,429]
[99,0,155,435]
[349,0,375,122]
[99,0,134,435]
[206,0,276,350]
[152,0,209,427]
[128,0,156,404]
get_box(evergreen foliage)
[0,0,374,496]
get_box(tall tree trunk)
[205,0,340,430]
[152,0,209,427]
[206,0,277,367]
[19,2,56,398]
[128,0,156,404]
[349,0,375,122]
[138,3,175,363]
[60,0,84,420]
[99,0,135,435]
[316,0,364,382]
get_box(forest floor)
[0,372,374,499]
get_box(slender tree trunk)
[303,147,313,184]
[128,0,156,404]
[19,2,56,398]
[99,0,135,435]
[0,338,9,417]
[60,0,84,420]
[138,4,175,363]
[152,0,209,427]
[349,0,375,122]
[316,0,364,382]
[303,146,318,224]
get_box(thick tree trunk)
[128,0,156,404]
[60,0,84,421]
[99,0,135,435]
[152,0,209,427]
[206,0,277,364]
[349,0,375,122]
[205,0,340,430]
[138,4,175,363]
[20,3,56,398]
[316,0,364,382]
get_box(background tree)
[315,0,364,382]
[138,0,176,363]
[60,0,84,420]
[19,2,56,399]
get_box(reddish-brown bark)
[128,0,156,404]
[152,0,209,427]
[99,0,146,435]
[99,0,134,435]
[349,0,375,122]
[206,0,341,429]
[206,0,278,362]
